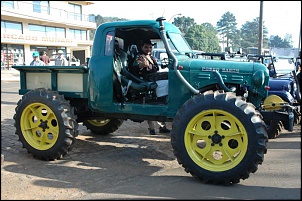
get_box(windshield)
[274,58,295,75]
[168,32,192,53]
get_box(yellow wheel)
[20,103,59,150]
[184,109,247,172]
[171,91,268,185]
[14,88,78,161]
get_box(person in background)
[40,51,50,65]
[30,52,45,66]
[131,39,170,135]
[267,63,276,77]
[55,50,67,66]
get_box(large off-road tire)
[83,119,123,135]
[171,90,268,185]
[265,120,283,139]
[13,88,78,161]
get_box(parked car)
[274,56,296,76]
[151,48,179,72]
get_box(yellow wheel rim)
[263,95,286,110]
[87,119,110,126]
[20,103,59,150]
[184,109,248,171]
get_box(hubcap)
[20,103,59,150]
[184,109,248,171]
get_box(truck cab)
[87,19,270,121]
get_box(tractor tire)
[171,90,268,185]
[13,88,78,161]
[265,120,283,139]
[83,119,123,135]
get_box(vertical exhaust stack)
[156,17,199,94]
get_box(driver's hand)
[138,55,149,68]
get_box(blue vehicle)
[247,54,301,139]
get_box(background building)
[1,1,96,69]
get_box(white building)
[1,1,96,69]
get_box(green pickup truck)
[12,17,294,185]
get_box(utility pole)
[258,1,263,55]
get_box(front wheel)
[171,90,268,185]
[13,88,78,161]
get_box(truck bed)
[12,65,88,98]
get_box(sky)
[87,1,301,48]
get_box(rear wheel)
[14,88,78,161]
[83,118,123,135]
[171,90,268,185]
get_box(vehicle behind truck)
[247,54,301,138]
[12,17,295,185]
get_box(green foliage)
[269,35,292,48]
[185,24,220,52]
[172,16,196,33]
[240,17,269,48]
[216,12,238,48]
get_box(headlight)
[252,70,265,87]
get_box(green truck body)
[13,17,294,185]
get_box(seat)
[116,48,128,68]
[113,50,158,103]
[122,65,158,91]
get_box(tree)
[283,33,293,47]
[269,35,292,48]
[185,24,220,52]
[231,29,242,51]
[240,17,269,48]
[216,12,239,48]
[172,16,196,34]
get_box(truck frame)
[12,17,294,185]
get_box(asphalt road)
[1,80,301,200]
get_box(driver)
[131,39,170,135]
[268,63,275,77]
[131,39,159,79]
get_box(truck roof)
[96,19,181,34]
[92,19,182,56]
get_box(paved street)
[1,73,301,200]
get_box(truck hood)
[176,57,268,76]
